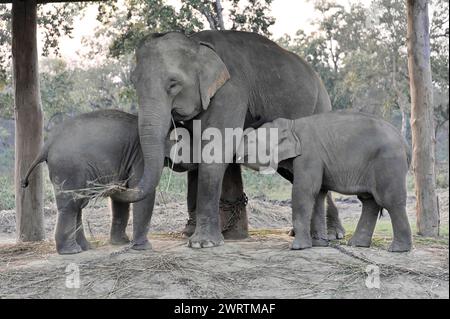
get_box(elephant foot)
[288,228,295,237]
[312,238,329,247]
[110,234,130,246]
[131,239,152,251]
[220,193,249,240]
[57,242,83,255]
[388,240,412,253]
[188,231,224,249]
[223,228,248,240]
[348,235,372,248]
[222,212,249,239]
[291,237,312,250]
[327,223,345,240]
[181,218,196,238]
[77,238,92,251]
[311,230,328,247]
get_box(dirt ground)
[0,190,448,299]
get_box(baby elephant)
[238,111,412,252]
[22,110,165,254]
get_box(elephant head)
[237,118,302,172]
[115,32,230,202]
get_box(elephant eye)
[167,79,182,96]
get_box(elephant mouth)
[172,107,201,122]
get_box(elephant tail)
[21,142,50,188]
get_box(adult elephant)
[115,30,344,248]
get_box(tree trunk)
[215,0,225,30]
[12,0,45,242]
[406,0,439,237]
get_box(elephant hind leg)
[220,164,249,240]
[54,194,84,255]
[110,199,130,245]
[326,192,345,240]
[376,171,412,252]
[386,205,412,252]
[76,206,91,251]
[348,197,380,248]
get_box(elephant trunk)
[113,104,172,203]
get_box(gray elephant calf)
[238,111,412,252]
[22,110,158,254]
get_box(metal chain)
[220,192,248,232]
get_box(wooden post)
[406,0,439,237]
[12,0,45,241]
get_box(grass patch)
[341,219,449,249]
[242,167,292,201]
[0,175,14,210]
[249,228,288,236]
[154,167,294,202]
[413,236,449,248]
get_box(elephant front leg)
[110,199,130,245]
[188,163,226,248]
[291,158,321,250]
[291,192,315,250]
[131,192,155,250]
[220,164,248,239]
[311,191,328,247]
[182,170,198,237]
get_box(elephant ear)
[270,119,302,170]
[197,42,230,110]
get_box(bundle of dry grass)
[57,179,130,203]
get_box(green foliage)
[430,0,449,88]
[228,0,275,34]
[0,6,11,87]
[0,175,14,210]
[0,87,13,119]
[277,0,448,142]
[0,3,87,75]
[38,56,138,127]
[0,3,88,119]
[157,168,188,201]
[40,59,78,123]
[95,0,274,58]
[436,174,449,189]
[0,140,13,174]
[37,3,88,57]
[98,0,204,58]
[0,169,61,210]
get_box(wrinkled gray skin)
[238,111,413,252]
[21,109,329,255]
[22,110,178,254]
[114,30,344,248]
